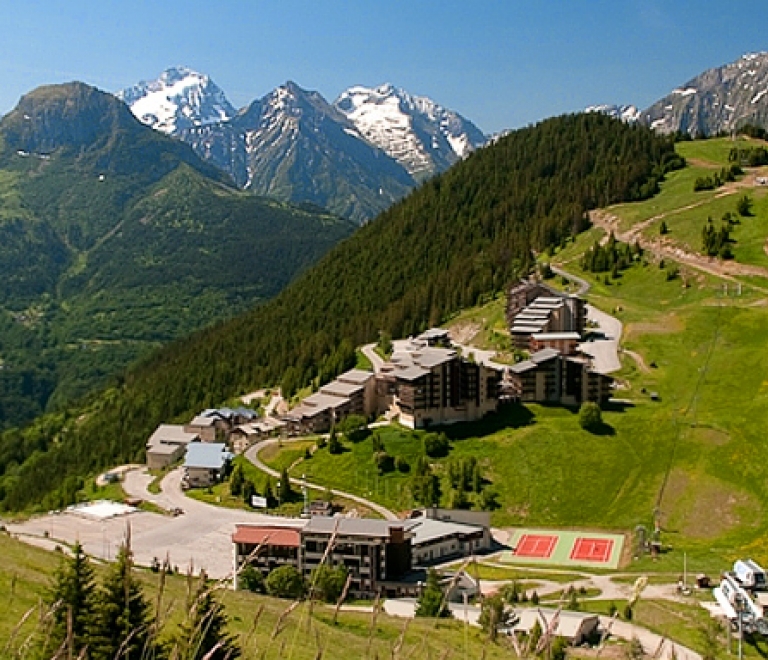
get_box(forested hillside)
[0,82,354,429]
[0,113,681,511]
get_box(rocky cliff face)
[641,52,768,135]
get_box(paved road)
[361,343,385,373]
[549,264,623,374]
[244,439,399,521]
[449,340,509,372]
[383,600,699,660]
[8,467,302,579]
[550,265,591,296]
[578,303,623,374]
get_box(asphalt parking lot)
[6,468,301,579]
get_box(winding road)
[550,264,624,375]
[244,438,398,520]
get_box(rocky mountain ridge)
[334,82,486,180]
[118,68,487,221]
[587,51,768,136]
[641,51,768,135]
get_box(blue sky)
[0,0,765,133]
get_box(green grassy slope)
[0,533,508,658]
[608,137,768,270]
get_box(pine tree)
[279,467,292,504]
[88,542,152,660]
[263,477,276,508]
[48,541,96,657]
[172,571,241,660]
[328,426,342,455]
[415,568,450,618]
[229,463,244,497]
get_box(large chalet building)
[232,508,490,599]
[285,330,500,433]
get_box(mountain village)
[2,45,768,659]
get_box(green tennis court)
[499,528,625,569]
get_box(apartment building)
[509,348,612,405]
[232,511,489,597]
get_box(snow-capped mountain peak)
[584,104,641,123]
[334,83,486,179]
[117,66,236,134]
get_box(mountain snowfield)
[116,68,487,221]
[116,66,235,134]
[584,104,641,123]
[334,83,486,179]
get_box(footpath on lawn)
[244,438,399,520]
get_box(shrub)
[338,414,369,443]
[374,451,395,474]
[578,401,603,431]
[395,456,410,473]
[240,565,264,593]
[424,432,449,458]
[265,565,305,599]
[310,565,347,603]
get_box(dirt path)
[590,209,768,288]
[623,348,652,373]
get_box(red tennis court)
[570,537,614,563]
[514,534,558,559]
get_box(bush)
[578,401,603,431]
[239,565,264,593]
[265,565,305,599]
[309,565,347,603]
[395,456,410,473]
[374,451,395,474]
[338,414,369,443]
[424,432,449,458]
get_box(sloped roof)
[232,524,304,547]
[147,424,199,448]
[510,360,537,374]
[512,608,598,639]
[184,442,231,470]
[303,517,416,539]
[321,380,365,397]
[337,369,375,385]
[409,518,483,546]
[395,366,430,382]
[530,348,561,363]
[187,415,217,427]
